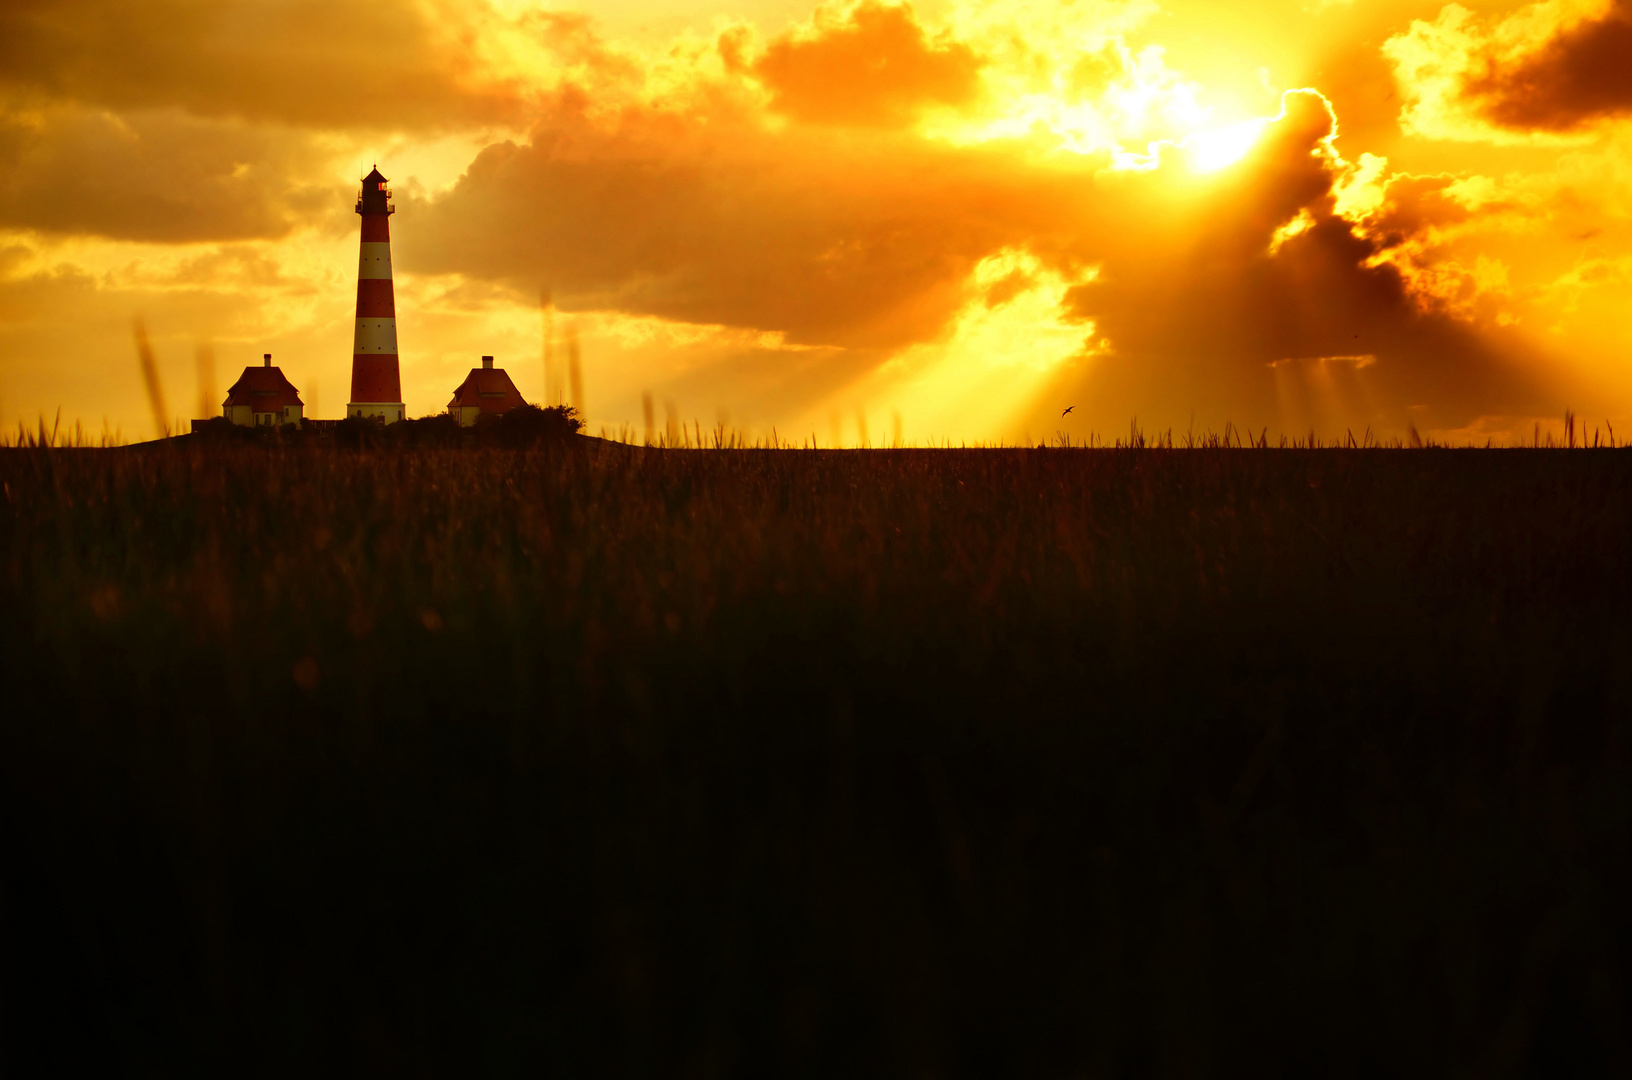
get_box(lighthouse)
[347,167,405,423]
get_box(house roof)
[448,367,526,414]
[363,166,388,185]
[224,366,303,410]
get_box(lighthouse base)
[347,402,405,424]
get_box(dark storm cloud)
[1464,0,1632,132]
[1037,91,1551,433]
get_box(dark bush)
[188,416,278,443]
[323,406,583,450]
[476,403,584,447]
[330,413,386,448]
[392,412,464,448]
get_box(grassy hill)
[2,440,1628,1075]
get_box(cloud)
[407,87,1098,349]
[0,103,334,241]
[1386,0,1632,140]
[0,0,530,132]
[748,1,984,127]
[409,78,1561,438]
[1037,90,1553,435]
[0,0,654,241]
[1466,0,1632,132]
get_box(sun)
[1186,118,1270,172]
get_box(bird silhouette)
[1062,405,1076,417]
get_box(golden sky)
[3,0,1631,443]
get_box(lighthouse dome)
[356,166,394,216]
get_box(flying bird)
[1062,405,1076,417]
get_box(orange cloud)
[408,87,1095,349]
[748,1,984,127]
[0,0,528,131]
[0,103,332,241]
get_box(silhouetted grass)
[1,441,1628,1077]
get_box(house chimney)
[482,355,494,370]
[264,353,271,367]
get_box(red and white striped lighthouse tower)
[347,166,405,422]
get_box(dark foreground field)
[2,441,1629,1076]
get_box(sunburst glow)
[1185,118,1272,172]
[805,249,1098,445]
